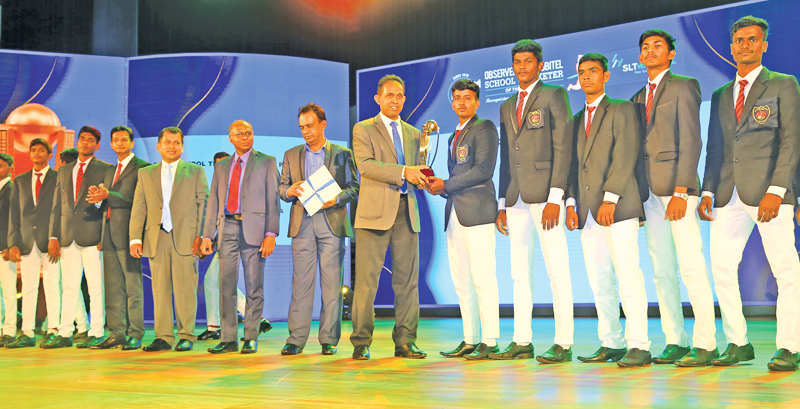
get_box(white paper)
[298,166,342,216]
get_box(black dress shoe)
[208,341,238,354]
[322,344,337,355]
[281,343,303,355]
[142,338,172,352]
[711,343,755,366]
[197,329,221,341]
[40,333,56,348]
[488,342,534,360]
[440,341,477,358]
[73,331,88,341]
[76,336,104,349]
[617,348,652,367]
[7,334,37,349]
[768,349,800,371]
[41,335,72,349]
[395,342,427,358]
[241,340,257,354]
[175,339,193,351]
[90,336,126,350]
[675,347,720,367]
[577,346,627,362]
[121,337,142,351]
[352,345,370,360]
[259,319,273,334]
[0,335,15,347]
[464,343,500,360]
[652,344,691,364]
[536,344,573,364]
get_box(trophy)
[419,119,439,177]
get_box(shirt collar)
[33,166,50,175]
[162,159,181,169]
[519,79,540,95]
[586,93,607,110]
[736,65,763,85]
[118,153,134,167]
[379,112,401,131]
[456,116,475,131]
[0,176,9,190]
[77,156,93,166]
[233,149,251,163]
[648,68,670,87]
[305,139,328,154]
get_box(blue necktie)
[162,163,173,232]
[390,121,407,193]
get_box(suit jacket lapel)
[154,163,163,202]
[646,70,672,133]
[299,145,307,180]
[402,121,417,166]
[373,114,398,162]
[323,139,334,170]
[170,161,187,201]
[35,170,54,211]
[583,97,609,163]
[113,156,138,186]
[737,67,770,132]
[242,149,258,187]
[516,81,543,136]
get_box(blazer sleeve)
[265,156,280,236]
[550,87,574,191]
[603,101,640,197]
[675,78,703,192]
[566,114,579,202]
[498,106,510,200]
[278,150,294,203]
[770,76,800,190]
[352,122,405,186]
[129,169,147,243]
[335,147,360,206]
[442,121,498,193]
[202,163,221,239]
[702,90,724,195]
[194,167,209,238]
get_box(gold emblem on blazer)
[456,145,468,163]
[753,105,770,125]
[528,110,542,128]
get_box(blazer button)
[585,186,590,190]
[584,168,588,172]
[644,155,649,159]
[516,164,521,168]
[33,226,37,229]
[643,139,648,143]
[734,158,739,163]
[515,146,519,151]
[734,137,739,141]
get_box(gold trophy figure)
[419,119,439,177]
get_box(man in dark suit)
[631,29,718,366]
[492,39,574,361]
[85,126,149,350]
[427,80,501,361]
[131,127,208,352]
[6,139,61,348]
[44,126,113,349]
[698,16,800,371]
[0,154,15,346]
[350,74,430,360]
[201,120,280,355]
[565,53,650,367]
[279,103,359,356]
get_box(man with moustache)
[0,154,15,346]
[86,126,150,350]
[350,74,430,360]
[427,79,501,360]
[279,103,359,356]
[698,16,800,371]
[45,126,113,349]
[631,29,718,366]
[130,127,208,352]
[566,53,650,367]
[492,39,574,362]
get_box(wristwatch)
[673,192,689,201]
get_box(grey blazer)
[9,169,58,255]
[443,116,498,230]
[279,140,359,238]
[130,160,208,258]
[50,157,114,247]
[568,96,644,229]
[101,156,150,250]
[203,149,280,247]
[499,81,573,206]
[702,67,800,207]
[352,114,422,232]
[631,70,702,199]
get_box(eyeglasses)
[231,132,253,139]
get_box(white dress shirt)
[30,166,51,206]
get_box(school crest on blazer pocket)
[527,110,543,129]
[456,145,469,163]
[753,105,770,124]
[748,97,778,129]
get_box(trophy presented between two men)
[419,119,439,178]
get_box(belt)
[225,214,243,221]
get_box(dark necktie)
[226,157,243,214]
[585,106,596,139]
[75,162,85,204]
[645,82,657,124]
[451,129,462,157]
[735,79,748,123]
[516,91,528,128]
[35,172,42,201]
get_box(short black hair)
[158,126,184,142]
[731,15,769,41]
[110,125,134,140]
[30,138,53,154]
[512,39,543,64]
[377,75,404,95]
[0,153,13,167]
[79,126,101,143]
[451,79,480,99]
[214,151,230,161]
[639,29,676,52]
[60,148,79,164]
[298,103,327,122]
[579,53,609,72]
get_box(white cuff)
[129,239,142,246]
[701,191,714,199]
[767,185,787,199]
[498,197,506,210]
[94,203,101,209]
[547,187,564,204]
[400,166,406,181]
[566,197,576,208]
[603,192,620,204]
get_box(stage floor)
[2,317,799,408]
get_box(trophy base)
[421,168,435,178]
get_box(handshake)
[404,165,445,195]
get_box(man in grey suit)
[200,120,280,355]
[350,74,430,360]
[427,80,501,361]
[492,39,574,361]
[631,29,717,366]
[0,154,15,346]
[698,16,800,371]
[565,53,649,367]
[130,127,208,352]
[86,126,149,350]
[279,103,359,356]
[45,126,113,349]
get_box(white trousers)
[505,199,573,345]
[58,243,104,337]
[643,191,716,350]
[203,252,247,327]
[446,209,499,344]
[581,212,650,351]
[0,259,17,337]
[710,188,800,352]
